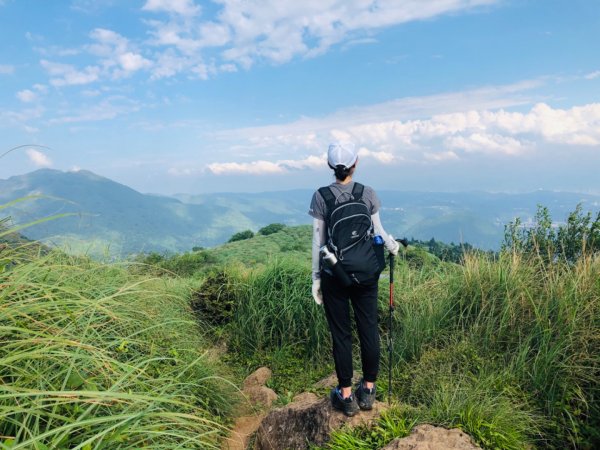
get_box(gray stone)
[244,385,278,410]
[254,392,388,449]
[382,424,481,450]
[243,367,273,390]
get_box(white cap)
[327,141,357,168]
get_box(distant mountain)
[1,169,599,257]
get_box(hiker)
[309,141,399,416]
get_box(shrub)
[191,266,242,326]
[258,223,286,236]
[503,204,600,263]
[228,229,254,243]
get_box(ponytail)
[331,164,355,181]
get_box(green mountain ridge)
[1,169,599,257]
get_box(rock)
[222,367,277,449]
[382,424,481,450]
[244,385,278,410]
[223,413,267,450]
[243,367,273,390]
[313,371,360,390]
[254,391,388,449]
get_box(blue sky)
[1,0,599,194]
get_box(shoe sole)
[332,405,358,417]
[331,393,359,416]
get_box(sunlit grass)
[0,242,235,449]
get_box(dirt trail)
[221,367,277,450]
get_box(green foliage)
[383,250,600,448]
[258,223,286,235]
[209,225,312,267]
[228,229,254,243]
[228,258,329,362]
[0,244,235,449]
[191,266,243,326]
[314,407,418,449]
[134,249,217,277]
[503,203,600,263]
[406,237,493,264]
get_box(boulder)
[222,367,277,450]
[382,424,481,450]
[254,392,388,449]
[243,385,278,410]
[243,367,273,390]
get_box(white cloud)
[0,106,45,132]
[424,150,460,162]
[139,0,500,77]
[26,149,52,167]
[142,0,200,17]
[88,28,152,78]
[208,160,285,175]
[207,0,499,67]
[207,149,403,175]
[446,133,526,155]
[358,147,395,163]
[279,155,326,170]
[49,96,141,123]
[0,64,15,74]
[16,89,37,102]
[203,82,600,174]
[168,167,201,176]
[30,0,503,86]
[41,59,100,86]
[118,51,152,72]
[584,71,600,80]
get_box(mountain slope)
[1,169,599,257]
[0,170,235,255]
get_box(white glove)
[312,279,323,305]
[386,234,400,256]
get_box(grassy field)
[2,215,599,449]
[0,242,236,449]
[215,251,599,449]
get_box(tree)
[228,230,254,243]
[502,203,600,263]
[258,223,286,236]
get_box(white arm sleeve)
[372,212,396,252]
[312,218,326,280]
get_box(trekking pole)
[388,238,408,405]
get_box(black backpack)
[319,183,385,284]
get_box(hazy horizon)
[4,167,600,198]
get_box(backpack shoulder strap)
[318,186,336,216]
[352,182,365,201]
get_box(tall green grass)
[213,248,598,448]
[0,243,235,449]
[228,258,329,361]
[385,252,600,448]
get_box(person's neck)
[336,176,353,185]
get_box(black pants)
[321,272,380,388]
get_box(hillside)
[2,208,599,449]
[2,169,599,257]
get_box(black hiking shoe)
[354,378,376,410]
[330,387,359,417]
